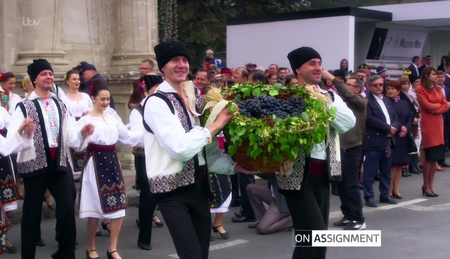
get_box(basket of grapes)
[202,83,336,172]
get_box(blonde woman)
[21,75,34,99]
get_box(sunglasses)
[371,83,383,87]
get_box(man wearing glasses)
[362,75,401,207]
[128,59,155,109]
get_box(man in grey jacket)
[322,70,367,230]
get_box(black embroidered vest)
[143,91,205,195]
[16,98,70,177]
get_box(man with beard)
[277,47,356,259]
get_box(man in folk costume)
[277,47,356,259]
[8,59,94,259]
[143,41,250,259]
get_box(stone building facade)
[0,0,159,169]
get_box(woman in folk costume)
[203,85,232,240]
[0,107,20,253]
[0,72,22,115]
[143,41,254,259]
[0,117,34,255]
[69,80,142,259]
[277,47,356,259]
[129,74,164,251]
[61,69,93,176]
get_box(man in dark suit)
[362,75,402,207]
[407,56,420,77]
[445,66,450,88]
[418,55,432,75]
[438,71,450,163]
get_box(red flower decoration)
[89,82,94,96]
[139,81,145,91]
[0,72,4,82]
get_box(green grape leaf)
[249,133,255,145]
[241,88,251,98]
[280,145,290,151]
[329,106,337,117]
[229,104,236,113]
[228,145,238,156]
[237,128,247,136]
[268,143,273,152]
[252,88,261,97]
[228,127,235,136]
[231,135,240,143]
[269,89,279,96]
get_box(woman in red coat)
[416,67,449,197]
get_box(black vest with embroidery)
[143,91,208,196]
[16,98,70,177]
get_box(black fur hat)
[287,47,321,75]
[27,59,53,83]
[154,41,191,72]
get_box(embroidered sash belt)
[83,144,126,213]
[0,157,18,205]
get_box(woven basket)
[225,135,285,172]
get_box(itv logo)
[22,17,40,27]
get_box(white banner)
[380,29,427,60]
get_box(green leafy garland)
[204,83,337,165]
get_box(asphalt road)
[4,167,450,259]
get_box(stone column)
[111,0,159,73]
[11,0,69,74]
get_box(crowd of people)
[0,41,448,259]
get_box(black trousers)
[157,184,211,259]
[238,172,255,217]
[285,174,330,259]
[135,156,158,245]
[21,168,76,259]
[441,121,450,162]
[337,146,364,222]
[230,174,239,201]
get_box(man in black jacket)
[322,71,368,230]
[362,75,401,207]
[407,56,420,77]
[437,71,450,166]
[73,62,115,109]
